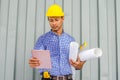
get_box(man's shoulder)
[41,31,50,37]
[37,31,51,40]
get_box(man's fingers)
[69,59,75,64]
[30,63,40,68]
[69,59,78,66]
[29,61,40,68]
[69,58,86,69]
[72,62,79,67]
[29,59,39,63]
[29,61,40,64]
[30,57,39,61]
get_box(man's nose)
[52,21,56,25]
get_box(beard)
[51,26,62,33]
[51,26,60,31]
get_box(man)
[29,4,85,80]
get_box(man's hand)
[69,55,86,70]
[29,57,40,68]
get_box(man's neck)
[52,27,63,36]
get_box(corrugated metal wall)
[0,0,120,80]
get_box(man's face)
[48,16,64,31]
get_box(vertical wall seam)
[97,0,100,80]
[62,0,64,29]
[89,0,91,48]
[114,0,118,79]
[80,0,82,44]
[106,0,110,79]
[89,1,92,79]
[80,0,82,80]
[24,0,28,79]
[0,0,1,19]
[105,0,109,79]
[14,0,19,79]
[71,0,73,36]
[43,0,46,33]
[89,1,91,80]
[4,0,10,79]
[62,0,64,12]
[32,0,38,79]
[34,0,37,44]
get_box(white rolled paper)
[69,42,79,80]
[69,42,79,61]
[79,48,103,61]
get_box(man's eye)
[49,20,53,22]
[55,19,59,21]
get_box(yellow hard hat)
[46,4,64,17]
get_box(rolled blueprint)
[69,42,79,61]
[69,42,79,80]
[79,48,103,61]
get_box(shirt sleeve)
[33,36,45,50]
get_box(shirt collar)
[50,29,64,36]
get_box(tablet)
[31,50,51,69]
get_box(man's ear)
[62,16,64,20]
[61,16,64,21]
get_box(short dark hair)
[48,16,64,21]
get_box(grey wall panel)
[89,0,99,80]
[0,0,120,80]
[34,0,46,80]
[55,0,63,7]
[15,0,27,80]
[107,0,117,80]
[35,0,45,39]
[4,0,18,80]
[24,0,36,80]
[72,0,81,80]
[45,0,54,33]
[116,0,120,80]
[98,0,109,80]
[81,0,91,80]
[0,0,9,80]
[64,0,72,35]
[72,0,80,43]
